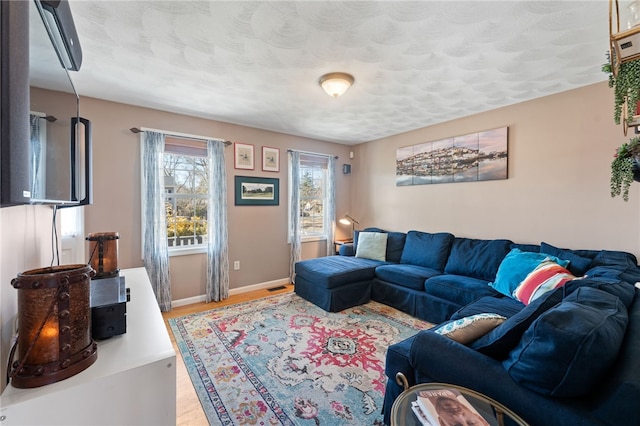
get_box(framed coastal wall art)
[234,176,279,206]
[396,126,508,186]
[262,146,280,172]
[234,142,255,170]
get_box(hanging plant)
[603,54,640,125]
[611,137,640,201]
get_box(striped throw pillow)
[513,260,575,305]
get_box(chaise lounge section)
[293,255,381,312]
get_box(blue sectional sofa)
[293,228,640,426]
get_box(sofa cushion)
[591,288,640,425]
[444,238,512,281]
[399,231,455,270]
[540,242,592,276]
[471,285,566,358]
[593,249,638,267]
[585,266,623,280]
[502,287,628,397]
[338,243,355,256]
[490,248,569,298]
[564,277,636,309]
[512,260,575,305]
[434,313,506,345]
[592,250,640,284]
[510,243,540,253]
[385,232,407,263]
[425,274,500,306]
[474,279,633,358]
[375,264,442,291]
[452,296,524,320]
[294,256,382,289]
[356,232,388,261]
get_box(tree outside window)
[163,148,208,249]
[299,160,327,238]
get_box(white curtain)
[325,155,337,256]
[289,151,337,279]
[289,150,301,283]
[29,114,42,198]
[206,139,229,302]
[141,131,172,312]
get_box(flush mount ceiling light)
[319,72,354,98]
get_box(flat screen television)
[29,0,91,206]
[0,0,91,207]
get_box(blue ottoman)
[294,256,383,311]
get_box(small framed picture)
[234,142,255,170]
[262,146,280,172]
[234,176,279,206]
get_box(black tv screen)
[29,0,91,206]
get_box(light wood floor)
[162,284,294,426]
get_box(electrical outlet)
[233,261,240,270]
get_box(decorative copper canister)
[86,232,120,278]
[10,264,98,388]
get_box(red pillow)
[513,260,575,305]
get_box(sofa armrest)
[339,243,355,256]
[407,330,596,426]
[409,330,514,391]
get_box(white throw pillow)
[355,232,388,261]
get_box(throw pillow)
[353,227,385,250]
[385,231,407,263]
[502,287,628,398]
[540,242,593,276]
[471,285,567,359]
[434,313,507,345]
[512,260,575,305]
[490,248,569,298]
[355,232,388,261]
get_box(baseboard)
[171,277,291,308]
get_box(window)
[163,137,209,253]
[60,206,82,237]
[59,206,85,264]
[296,154,329,239]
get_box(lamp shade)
[319,72,354,97]
[87,232,120,278]
[339,213,359,226]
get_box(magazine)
[412,387,498,426]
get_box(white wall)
[350,82,640,258]
[0,205,56,393]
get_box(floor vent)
[267,285,287,292]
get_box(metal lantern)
[86,232,120,279]
[10,264,98,388]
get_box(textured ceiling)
[34,1,613,145]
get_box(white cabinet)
[0,267,177,425]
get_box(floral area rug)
[169,292,430,425]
